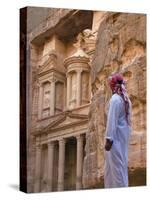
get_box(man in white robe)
[104,73,132,188]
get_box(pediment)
[38,57,56,75]
[44,112,88,131]
[38,56,66,76]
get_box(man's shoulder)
[110,94,122,104]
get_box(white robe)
[104,93,132,188]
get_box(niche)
[55,81,64,114]
[42,81,51,118]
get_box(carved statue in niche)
[43,82,50,109]
[73,32,84,49]
[82,29,97,40]
[42,82,50,118]
[71,73,77,101]
[55,81,64,113]
[73,29,97,55]
[82,72,89,102]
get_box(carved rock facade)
[27,8,146,192]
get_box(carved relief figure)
[71,73,77,101]
[82,72,89,102]
[82,29,97,40]
[43,82,51,109]
[55,81,64,113]
[42,82,51,118]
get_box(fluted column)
[38,84,43,119]
[47,141,55,191]
[76,69,82,107]
[50,79,55,116]
[67,74,71,109]
[58,138,66,191]
[34,143,42,192]
[76,135,84,190]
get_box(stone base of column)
[57,182,64,191]
[76,177,82,190]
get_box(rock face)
[83,90,106,188]
[83,12,146,188]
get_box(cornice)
[64,55,90,68]
[33,111,88,136]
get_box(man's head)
[108,73,125,93]
[108,72,130,124]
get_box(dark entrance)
[64,137,77,190]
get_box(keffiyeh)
[108,73,130,124]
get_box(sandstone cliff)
[83,12,146,188]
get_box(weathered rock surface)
[83,12,146,188]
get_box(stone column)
[67,73,71,109]
[58,138,66,191]
[76,135,84,190]
[34,143,42,192]
[76,69,82,107]
[47,141,55,191]
[50,78,55,116]
[38,84,43,119]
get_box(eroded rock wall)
[83,12,146,188]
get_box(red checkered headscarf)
[108,73,130,124]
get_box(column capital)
[35,143,42,149]
[66,72,70,78]
[47,141,55,147]
[58,138,66,145]
[50,77,57,83]
[76,134,83,140]
[76,135,84,143]
[37,81,42,88]
[76,68,83,74]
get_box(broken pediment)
[38,52,66,76]
[44,112,88,132]
[38,52,58,75]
